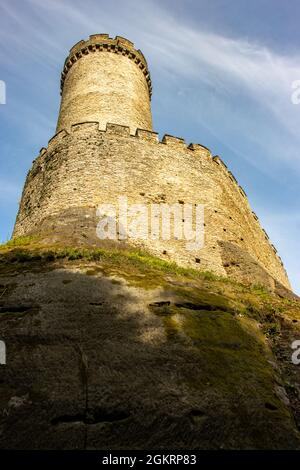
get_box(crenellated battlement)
[135,128,159,143]
[188,143,211,159]
[19,120,285,273]
[44,122,216,162]
[162,134,186,147]
[45,121,214,152]
[60,34,152,98]
[47,129,68,150]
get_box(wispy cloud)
[1,0,300,172]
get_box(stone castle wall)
[13,122,290,290]
[56,35,152,134]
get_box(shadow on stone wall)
[219,241,297,299]
[0,261,299,449]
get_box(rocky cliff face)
[0,239,299,449]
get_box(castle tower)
[56,34,153,134]
[13,34,291,292]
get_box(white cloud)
[1,0,299,171]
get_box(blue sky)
[0,0,299,292]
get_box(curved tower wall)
[56,35,153,134]
[13,123,290,290]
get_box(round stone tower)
[56,34,153,134]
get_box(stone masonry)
[13,35,291,290]
[57,34,152,134]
